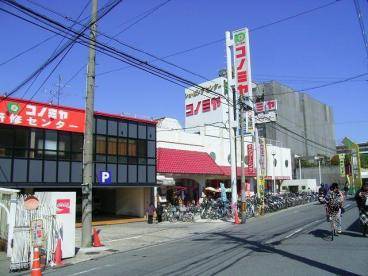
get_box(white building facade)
[156,77,292,204]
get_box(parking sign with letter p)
[98,171,111,185]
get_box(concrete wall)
[256,81,336,158]
[266,145,292,179]
[116,188,145,217]
[300,166,344,185]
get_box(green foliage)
[361,154,368,168]
[330,155,339,166]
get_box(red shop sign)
[247,144,255,175]
[0,98,85,133]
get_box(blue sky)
[0,0,367,144]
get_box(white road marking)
[71,267,99,275]
[284,228,303,239]
[106,235,143,242]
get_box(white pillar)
[225,31,238,205]
[7,194,17,257]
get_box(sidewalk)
[70,220,229,266]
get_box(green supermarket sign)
[7,102,20,114]
[234,31,246,45]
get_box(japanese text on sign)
[185,97,222,117]
[233,29,251,96]
[255,100,278,114]
[0,99,85,133]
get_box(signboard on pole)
[255,100,278,113]
[255,112,277,124]
[247,144,254,175]
[245,110,255,134]
[339,154,345,177]
[259,138,266,177]
[233,28,252,97]
[31,219,44,247]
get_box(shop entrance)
[165,179,199,205]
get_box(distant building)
[255,81,336,158]
[336,141,368,154]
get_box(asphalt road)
[47,200,368,276]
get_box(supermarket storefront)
[0,97,157,219]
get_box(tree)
[361,154,368,168]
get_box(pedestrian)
[354,182,368,236]
[343,182,349,197]
[146,203,156,224]
[325,183,344,234]
[156,203,163,223]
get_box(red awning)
[219,166,256,177]
[157,148,224,175]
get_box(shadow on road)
[160,228,360,276]
[346,218,363,233]
[309,229,331,241]
[209,232,360,276]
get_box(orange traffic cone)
[31,247,42,276]
[53,238,63,266]
[234,208,240,225]
[92,228,104,247]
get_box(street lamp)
[314,156,322,185]
[295,154,302,180]
[272,151,276,194]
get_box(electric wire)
[258,72,368,98]
[113,0,173,37]
[22,0,219,89]
[0,0,229,105]
[0,0,123,101]
[99,0,343,75]
[20,0,90,99]
[353,0,368,66]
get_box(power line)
[20,0,90,99]
[23,0,217,89]
[0,35,57,66]
[274,122,336,152]
[98,0,343,75]
[0,0,93,67]
[113,0,173,37]
[0,0,229,106]
[255,77,367,83]
[353,0,368,66]
[267,122,336,155]
[258,72,368,98]
[0,0,122,101]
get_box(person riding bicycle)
[355,182,368,237]
[318,184,326,196]
[325,183,344,235]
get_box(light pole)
[295,154,302,179]
[272,151,276,194]
[315,156,322,185]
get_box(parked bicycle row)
[156,192,318,223]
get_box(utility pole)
[82,0,98,248]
